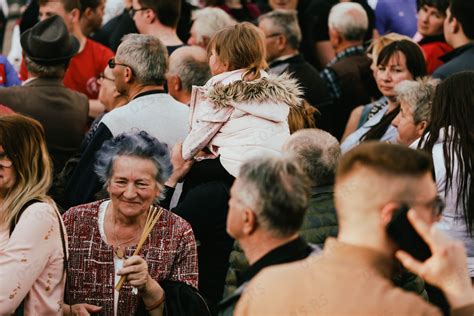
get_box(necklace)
[111,212,142,259]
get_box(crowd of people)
[0,0,474,315]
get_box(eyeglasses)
[128,7,149,18]
[98,72,114,83]
[404,195,445,217]
[265,33,282,38]
[108,58,130,70]
[0,151,13,168]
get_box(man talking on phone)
[235,142,474,316]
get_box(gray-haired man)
[64,34,189,209]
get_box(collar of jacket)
[440,41,474,63]
[204,71,303,109]
[323,237,395,279]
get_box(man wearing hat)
[0,16,89,191]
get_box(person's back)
[432,0,474,79]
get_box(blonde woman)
[0,114,67,315]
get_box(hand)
[117,255,150,290]
[395,210,474,308]
[166,143,194,187]
[68,303,102,316]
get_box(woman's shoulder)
[63,200,105,222]
[157,208,193,234]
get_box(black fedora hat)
[20,16,80,65]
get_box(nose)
[378,69,391,82]
[187,36,195,46]
[392,112,401,128]
[123,183,138,199]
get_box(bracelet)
[145,293,166,311]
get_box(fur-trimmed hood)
[203,70,303,109]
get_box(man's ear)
[171,75,182,92]
[123,67,134,83]
[380,202,399,227]
[82,7,94,20]
[277,35,288,52]
[144,9,156,24]
[242,208,258,236]
[450,16,460,35]
[70,8,81,23]
[416,121,428,137]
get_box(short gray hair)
[259,9,301,49]
[191,7,236,46]
[395,77,439,124]
[24,57,66,78]
[328,2,368,41]
[235,155,311,238]
[283,129,340,187]
[169,54,211,93]
[117,34,168,85]
[95,131,172,187]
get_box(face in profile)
[375,52,414,98]
[98,66,127,112]
[417,5,446,37]
[391,100,427,146]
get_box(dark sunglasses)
[108,58,130,70]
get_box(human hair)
[39,0,81,12]
[0,114,55,228]
[95,131,172,189]
[236,155,311,238]
[395,77,439,124]
[419,71,474,234]
[24,56,67,78]
[169,54,211,93]
[287,100,317,133]
[191,7,236,46]
[284,128,340,187]
[362,40,427,141]
[337,142,433,180]
[367,33,412,69]
[79,0,101,14]
[258,9,301,49]
[449,0,474,39]
[117,34,168,85]
[207,22,267,81]
[137,0,181,28]
[418,0,449,14]
[328,2,368,41]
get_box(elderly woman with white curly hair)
[62,131,198,315]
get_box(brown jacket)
[235,238,442,316]
[0,77,89,173]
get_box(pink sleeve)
[0,203,61,313]
[181,87,232,160]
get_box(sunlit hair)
[207,22,268,81]
[367,33,412,70]
[191,7,236,46]
[94,131,172,188]
[0,114,56,228]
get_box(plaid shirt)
[320,45,366,99]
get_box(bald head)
[167,46,211,103]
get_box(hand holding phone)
[386,204,432,262]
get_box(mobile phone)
[386,204,432,262]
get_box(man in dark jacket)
[319,2,376,139]
[258,10,331,115]
[432,0,474,79]
[218,155,314,315]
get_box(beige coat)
[235,238,443,316]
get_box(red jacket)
[419,35,453,74]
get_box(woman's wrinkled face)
[0,145,16,197]
[375,52,414,98]
[107,155,161,219]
